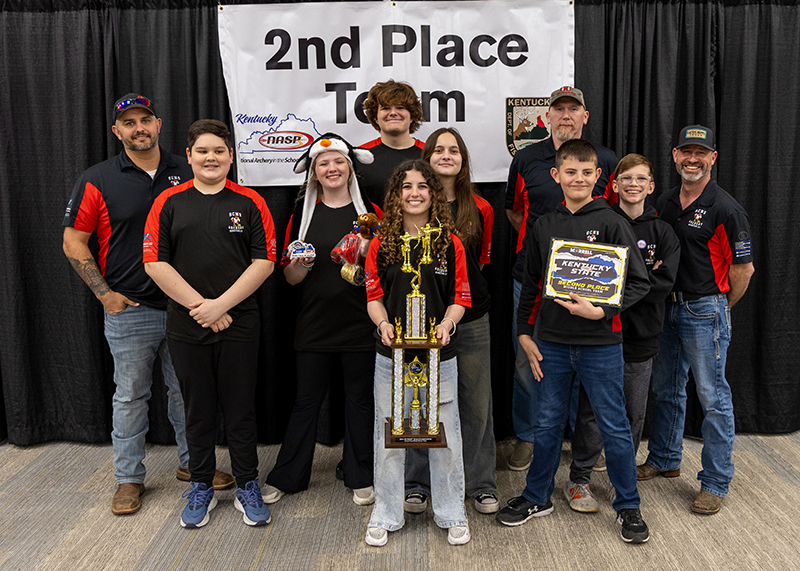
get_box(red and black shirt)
[365,233,471,361]
[143,179,277,344]
[452,195,494,324]
[505,137,618,282]
[356,137,424,207]
[63,148,192,309]
[656,180,752,296]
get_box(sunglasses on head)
[116,96,152,112]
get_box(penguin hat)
[293,133,374,241]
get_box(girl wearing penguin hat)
[264,133,380,507]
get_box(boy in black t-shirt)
[496,140,652,544]
[144,120,276,529]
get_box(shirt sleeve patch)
[735,239,751,258]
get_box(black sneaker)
[495,496,553,526]
[335,461,344,481]
[617,508,650,543]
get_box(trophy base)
[384,418,447,449]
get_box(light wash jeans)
[405,314,497,498]
[523,341,640,512]
[104,304,189,484]
[645,294,734,498]
[369,353,467,531]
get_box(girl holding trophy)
[363,159,472,547]
[402,128,500,514]
[263,134,379,506]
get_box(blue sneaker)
[180,482,217,528]
[235,480,272,526]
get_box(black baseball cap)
[113,93,157,122]
[676,125,716,151]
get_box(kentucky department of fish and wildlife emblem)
[506,97,551,156]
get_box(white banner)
[218,1,573,186]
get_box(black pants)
[169,338,260,488]
[267,351,374,492]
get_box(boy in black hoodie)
[566,154,681,508]
[496,140,651,544]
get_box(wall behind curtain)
[0,0,797,447]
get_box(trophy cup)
[384,223,447,449]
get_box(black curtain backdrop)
[0,0,797,448]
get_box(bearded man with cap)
[504,87,618,480]
[262,134,380,507]
[638,125,754,515]
[62,94,233,515]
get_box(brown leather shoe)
[176,467,235,490]
[112,483,145,515]
[692,490,723,515]
[637,463,681,481]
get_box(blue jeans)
[406,314,497,498]
[646,294,734,498]
[104,304,189,484]
[369,354,467,531]
[523,340,640,512]
[512,279,539,442]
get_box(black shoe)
[335,461,344,481]
[495,496,553,526]
[617,508,650,543]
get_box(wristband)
[299,260,314,271]
[377,319,389,335]
[443,317,457,334]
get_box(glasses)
[116,96,152,112]
[617,174,651,186]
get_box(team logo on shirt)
[228,212,243,233]
[689,209,706,228]
[647,245,657,265]
[434,254,448,276]
[586,230,599,242]
[168,175,182,186]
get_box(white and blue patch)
[735,240,751,257]
[637,239,647,249]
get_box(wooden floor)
[1,434,799,571]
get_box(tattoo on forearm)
[68,256,111,297]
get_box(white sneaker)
[447,525,471,545]
[262,485,284,505]
[403,492,428,513]
[353,486,374,505]
[365,526,388,546]
[474,493,500,514]
[564,480,599,513]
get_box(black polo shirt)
[656,179,752,296]
[63,147,192,309]
[505,137,618,281]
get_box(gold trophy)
[385,223,447,449]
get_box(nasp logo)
[506,97,550,156]
[258,131,312,151]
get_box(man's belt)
[667,292,704,303]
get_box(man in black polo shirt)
[639,125,754,515]
[63,94,233,515]
[504,87,617,473]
